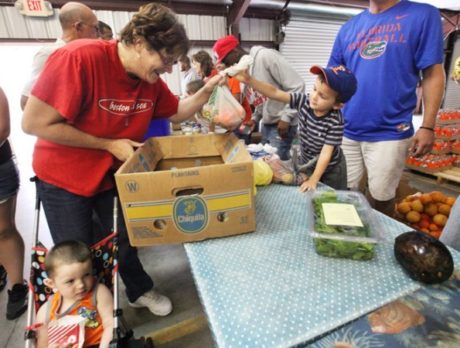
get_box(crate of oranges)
[395,191,456,239]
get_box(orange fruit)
[420,213,430,221]
[429,230,442,239]
[420,193,433,205]
[438,204,451,216]
[424,203,438,217]
[410,199,424,212]
[428,223,439,231]
[406,211,421,223]
[432,214,448,227]
[419,219,430,229]
[430,191,446,203]
[445,196,456,206]
[397,202,411,214]
[420,227,430,234]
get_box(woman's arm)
[22,96,142,162]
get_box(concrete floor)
[0,170,459,348]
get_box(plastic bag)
[202,85,245,129]
[253,159,273,186]
[262,154,295,185]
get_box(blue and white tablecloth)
[185,185,460,348]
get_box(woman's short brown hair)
[119,3,189,57]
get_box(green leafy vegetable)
[311,191,376,260]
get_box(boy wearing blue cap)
[235,65,357,191]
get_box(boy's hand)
[233,69,251,84]
[299,179,317,192]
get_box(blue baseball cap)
[310,65,357,103]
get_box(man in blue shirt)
[329,0,445,216]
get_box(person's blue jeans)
[261,123,297,160]
[36,179,153,302]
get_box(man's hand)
[409,128,435,157]
[277,120,290,139]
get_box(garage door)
[280,14,347,93]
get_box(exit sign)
[16,0,54,17]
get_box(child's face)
[47,260,94,301]
[309,77,342,116]
[192,60,202,76]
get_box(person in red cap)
[213,35,304,161]
[234,65,357,191]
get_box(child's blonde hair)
[45,240,92,278]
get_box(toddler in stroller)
[25,192,154,348]
[34,240,113,348]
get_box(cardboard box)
[115,133,256,246]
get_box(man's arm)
[410,64,445,156]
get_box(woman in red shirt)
[22,3,222,318]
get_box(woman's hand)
[105,138,143,162]
[203,74,225,93]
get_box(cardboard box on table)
[115,133,256,246]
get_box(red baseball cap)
[213,35,239,63]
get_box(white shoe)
[129,289,173,316]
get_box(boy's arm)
[35,303,49,348]
[300,144,334,192]
[97,284,114,348]
[235,70,290,104]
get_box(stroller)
[24,179,154,348]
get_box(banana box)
[115,133,255,246]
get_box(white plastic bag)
[202,85,245,129]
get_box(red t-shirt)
[31,39,179,196]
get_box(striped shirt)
[290,93,344,171]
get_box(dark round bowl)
[394,231,454,284]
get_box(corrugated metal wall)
[0,6,274,94]
[280,14,347,94]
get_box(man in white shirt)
[20,1,99,109]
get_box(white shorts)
[342,137,411,201]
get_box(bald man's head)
[59,2,98,40]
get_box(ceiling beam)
[228,0,251,36]
[228,0,251,25]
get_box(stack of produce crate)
[406,110,460,173]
